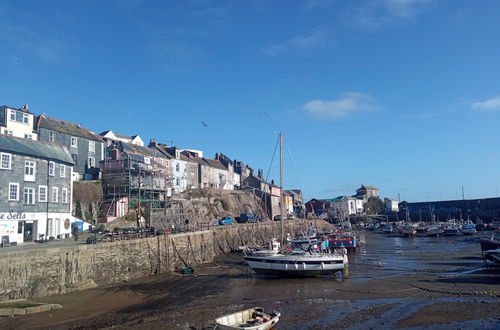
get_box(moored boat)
[426,223,443,237]
[399,223,416,237]
[215,307,280,330]
[461,220,477,235]
[443,220,461,236]
[244,247,347,277]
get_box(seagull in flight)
[202,121,208,127]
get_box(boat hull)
[244,255,345,277]
[215,307,280,330]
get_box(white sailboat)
[244,133,346,277]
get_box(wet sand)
[1,231,499,329]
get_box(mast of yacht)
[279,132,285,245]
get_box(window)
[23,187,35,204]
[71,154,77,163]
[39,185,47,202]
[48,161,55,176]
[49,131,56,142]
[1,153,11,170]
[51,187,58,203]
[144,157,151,165]
[4,129,13,136]
[176,163,180,172]
[24,134,33,140]
[176,178,180,186]
[71,136,78,148]
[62,188,68,203]
[9,110,29,123]
[24,160,36,181]
[8,183,19,201]
[89,141,95,152]
[60,164,66,178]
[88,157,95,168]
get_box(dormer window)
[71,136,78,148]
[9,110,29,124]
[175,150,180,159]
[49,131,56,142]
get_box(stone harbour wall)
[0,220,324,301]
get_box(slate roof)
[0,135,74,165]
[1,105,32,114]
[202,158,227,170]
[357,184,379,191]
[37,115,103,142]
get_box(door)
[24,222,33,242]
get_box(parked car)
[273,215,282,221]
[238,213,259,223]
[287,214,295,220]
[218,217,234,225]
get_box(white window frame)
[4,129,13,136]
[9,110,15,121]
[71,136,78,148]
[24,160,36,182]
[23,113,28,124]
[49,131,56,142]
[48,161,55,176]
[89,141,95,152]
[51,187,59,203]
[39,185,48,202]
[8,182,19,201]
[88,157,95,168]
[24,133,33,140]
[60,164,66,178]
[61,188,68,203]
[23,187,35,205]
[0,153,12,170]
[176,163,180,172]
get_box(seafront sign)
[0,212,27,220]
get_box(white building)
[0,105,38,140]
[329,196,365,218]
[99,130,144,146]
[384,198,399,212]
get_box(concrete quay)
[0,220,322,302]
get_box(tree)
[364,196,385,215]
[73,181,103,224]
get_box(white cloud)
[345,0,434,30]
[471,96,500,112]
[260,26,333,56]
[303,92,378,119]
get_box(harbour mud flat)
[0,232,499,329]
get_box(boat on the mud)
[461,220,477,235]
[426,223,443,237]
[443,220,461,236]
[215,307,280,330]
[245,238,281,256]
[244,248,347,277]
[399,223,416,237]
[327,232,359,252]
[381,224,394,234]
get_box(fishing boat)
[215,307,280,330]
[244,248,347,277]
[415,222,428,234]
[381,224,394,234]
[244,133,347,277]
[327,232,359,252]
[426,223,443,237]
[461,220,477,235]
[443,220,461,236]
[399,223,416,237]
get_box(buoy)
[343,254,349,278]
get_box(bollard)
[343,254,349,278]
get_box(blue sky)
[1,0,500,202]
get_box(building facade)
[0,105,38,140]
[36,115,104,181]
[0,135,74,244]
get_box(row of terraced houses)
[0,104,304,245]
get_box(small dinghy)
[215,307,280,330]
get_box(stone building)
[0,135,74,244]
[36,115,104,181]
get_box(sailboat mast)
[279,132,284,244]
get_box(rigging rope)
[265,135,280,182]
